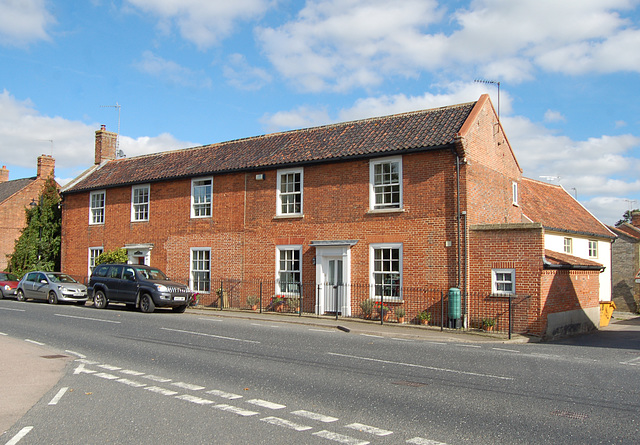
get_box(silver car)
[17,271,88,304]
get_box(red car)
[0,271,19,299]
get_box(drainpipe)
[455,151,461,288]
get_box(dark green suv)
[88,264,192,313]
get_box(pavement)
[1,307,638,436]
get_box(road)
[1,298,639,444]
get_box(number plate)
[174,296,186,302]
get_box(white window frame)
[276,168,303,217]
[131,184,150,222]
[276,245,302,294]
[512,182,519,206]
[563,237,573,254]
[588,240,598,258]
[89,190,106,225]
[88,247,103,277]
[190,248,211,293]
[191,177,213,218]
[369,243,402,301]
[492,268,515,295]
[370,156,402,211]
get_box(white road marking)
[329,352,513,380]
[95,372,119,380]
[75,359,99,365]
[25,339,45,346]
[261,416,312,431]
[0,307,25,312]
[621,356,640,366]
[291,409,338,423]
[313,430,369,444]
[120,369,145,376]
[213,404,259,416]
[346,422,393,436]
[48,387,69,405]
[407,438,449,444]
[145,386,178,396]
[360,334,383,338]
[457,344,481,348]
[206,389,243,400]
[54,313,121,324]
[73,363,96,375]
[492,348,520,353]
[65,350,86,358]
[5,426,33,445]
[99,364,122,371]
[390,338,414,342]
[0,332,7,335]
[172,382,205,391]
[143,374,172,383]
[247,399,286,410]
[117,378,146,388]
[176,394,215,405]
[308,328,334,333]
[161,327,260,344]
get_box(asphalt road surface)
[1,298,639,444]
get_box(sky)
[1,0,639,226]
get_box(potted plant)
[286,296,300,312]
[360,299,374,319]
[374,301,390,321]
[246,295,259,311]
[482,318,496,331]
[418,310,431,325]
[271,295,285,312]
[395,307,405,324]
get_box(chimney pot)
[95,126,117,164]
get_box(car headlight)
[3,285,10,291]
[155,284,168,292]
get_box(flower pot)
[383,313,390,322]
[397,316,405,324]
[251,304,258,311]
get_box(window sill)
[273,214,304,220]
[367,208,405,215]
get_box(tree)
[8,174,61,276]
[616,209,640,227]
[95,248,128,265]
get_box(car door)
[106,265,124,301]
[22,272,38,298]
[119,266,139,303]
[32,272,49,301]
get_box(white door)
[323,257,344,314]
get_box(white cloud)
[257,0,640,92]
[133,51,212,88]
[126,0,272,49]
[119,133,197,157]
[260,106,331,133]
[544,110,566,123]
[223,53,272,91]
[0,0,55,46]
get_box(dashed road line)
[117,378,147,388]
[212,404,259,417]
[261,416,313,431]
[65,350,86,358]
[407,437,449,444]
[145,386,178,396]
[176,394,215,405]
[5,426,33,445]
[493,347,520,353]
[0,307,25,312]
[120,369,145,376]
[312,430,369,444]
[54,313,121,324]
[457,344,481,348]
[360,334,383,339]
[329,352,513,380]
[143,374,172,383]
[247,399,286,410]
[291,409,338,423]
[99,364,122,371]
[346,422,393,436]
[48,387,69,405]
[206,389,243,400]
[161,327,260,344]
[95,372,119,380]
[172,381,205,391]
[621,356,640,366]
[25,339,45,346]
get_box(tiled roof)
[0,177,35,204]
[543,249,604,269]
[609,223,640,241]
[520,178,615,239]
[63,101,476,193]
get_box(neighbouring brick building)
[609,212,640,313]
[0,155,56,270]
[60,95,614,338]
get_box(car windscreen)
[46,273,77,283]
[134,267,167,281]
[0,273,18,281]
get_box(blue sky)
[1,0,639,225]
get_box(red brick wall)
[468,224,544,335]
[540,269,601,320]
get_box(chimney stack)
[0,165,8,183]
[631,210,640,228]
[37,154,55,179]
[95,125,117,165]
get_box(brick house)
[60,95,613,338]
[608,212,640,313]
[0,155,56,270]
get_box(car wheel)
[94,290,108,309]
[16,289,26,302]
[0,289,4,299]
[140,294,155,313]
[48,291,58,304]
[172,304,187,313]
